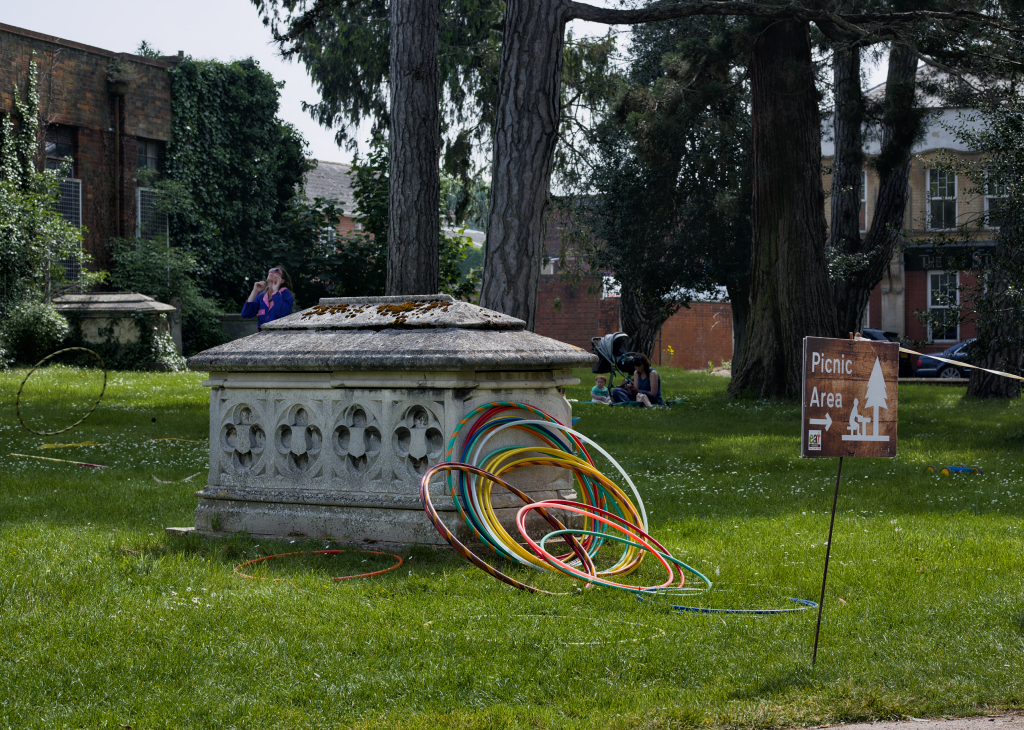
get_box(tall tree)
[727,19,837,398]
[387,0,441,294]
[252,0,1011,395]
[828,42,924,336]
[579,15,751,359]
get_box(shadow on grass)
[728,664,815,701]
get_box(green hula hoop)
[16,347,108,436]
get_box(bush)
[107,237,228,356]
[2,300,69,365]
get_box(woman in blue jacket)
[241,266,294,331]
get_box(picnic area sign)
[801,337,899,458]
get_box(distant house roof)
[304,160,355,215]
[822,66,986,158]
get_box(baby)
[591,375,612,404]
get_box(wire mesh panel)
[136,187,169,242]
[56,178,82,282]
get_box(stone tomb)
[178,295,596,545]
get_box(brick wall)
[0,24,175,270]
[656,303,734,369]
[534,275,618,350]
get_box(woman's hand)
[247,281,267,303]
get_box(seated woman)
[241,266,294,331]
[612,354,662,407]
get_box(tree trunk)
[386,0,440,295]
[968,240,1023,399]
[726,279,749,366]
[619,283,668,359]
[728,20,836,399]
[833,43,919,335]
[829,44,865,280]
[479,0,571,330]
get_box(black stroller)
[590,332,643,388]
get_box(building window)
[137,187,168,241]
[319,223,337,251]
[541,258,556,276]
[928,270,959,341]
[927,168,957,230]
[137,139,161,173]
[44,126,75,176]
[859,170,867,233]
[56,178,83,282]
[985,178,1006,229]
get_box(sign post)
[801,336,899,664]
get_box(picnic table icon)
[841,357,889,442]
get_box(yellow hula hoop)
[474,448,646,577]
[16,347,107,436]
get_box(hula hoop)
[419,462,595,595]
[233,548,404,581]
[16,347,107,436]
[519,500,686,593]
[637,590,818,615]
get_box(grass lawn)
[1,364,1022,730]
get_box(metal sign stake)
[812,456,844,665]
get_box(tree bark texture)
[619,284,668,360]
[479,0,572,330]
[829,45,864,271]
[726,279,750,367]
[832,43,918,336]
[728,20,837,400]
[386,0,440,295]
[968,240,1023,399]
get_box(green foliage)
[106,237,228,357]
[262,197,387,303]
[577,16,751,346]
[63,312,185,371]
[163,57,313,307]
[250,0,502,165]
[136,40,163,58]
[0,56,101,316]
[439,228,480,302]
[348,136,480,300]
[441,172,489,231]
[1,300,69,365]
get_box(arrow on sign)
[809,413,833,431]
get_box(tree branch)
[568,1,1001,32]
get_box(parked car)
[860,328,915,377]
[915,340,975,379]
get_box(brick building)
[0,23,181,273]
[823,74,994,352]
[533,215,736,370]
[303,160,360,234]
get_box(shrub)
[2,300,69,365]
[107,237,228,356]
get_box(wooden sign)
[801,337,899,458]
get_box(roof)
[187,295,595,372]
[53,292,176,315]
[822,66,987,158]
[303,160,355,214]
[0,23,181,68]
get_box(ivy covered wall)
[164,57,311,307]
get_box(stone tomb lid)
[52,292,176,316]
[188,294,597,372]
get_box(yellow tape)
[899,347,1024,382]
[10,453,109,468]
[39,441,106,449]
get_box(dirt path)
[820,714,1024,730]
